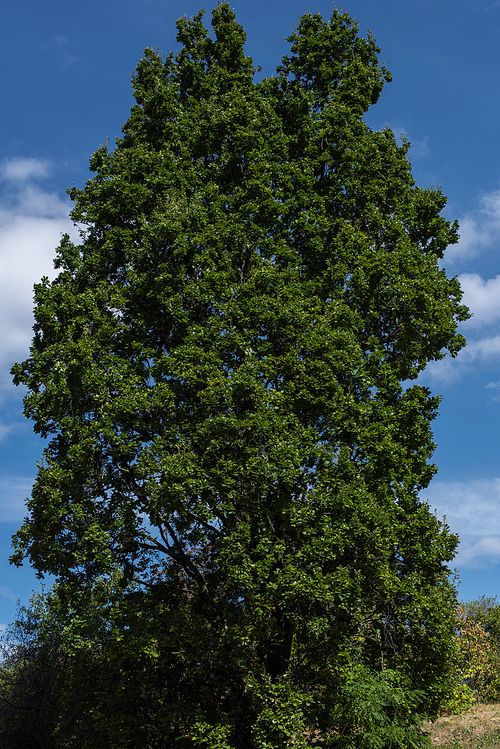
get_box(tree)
[12,5,468,746]
[465,596,500,650]
[0,577,171,748]
[0,588,62,749]
[444,597,500,710]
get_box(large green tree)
[12,5,468,746]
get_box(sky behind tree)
[0,0,499,627]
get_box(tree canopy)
[11,4,468,746]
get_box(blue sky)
[0,0,499,627]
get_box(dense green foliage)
[0,584,440,748]
[0,580,172,748]
[10,4,468,746]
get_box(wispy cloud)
[0,422,16,443]
[485,381,500,402]
[0,588,16,604]
[390,126,430,159]
[408,136,430,160]
[0,476,33,523]
[423,334,500,385]
[471,0,500,9]
[40,35,78,64]
[425,478,500,568]
[44,35,70,49]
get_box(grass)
[423,703,500,748]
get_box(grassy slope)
[424,704,500,748]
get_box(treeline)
[0,580,498,749]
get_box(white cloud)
[424,478,500,568]
[0,184,68,219]
[418,187,500,384]
[0,158,50,183]
[467,335,500,358]
[458,273,500,328]
[457,538,500,568]
[0,159,74,395]
[447,189,500,262]
[421,267,500,385]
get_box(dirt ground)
[423,704,500,747]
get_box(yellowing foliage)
[443,604,500,713]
